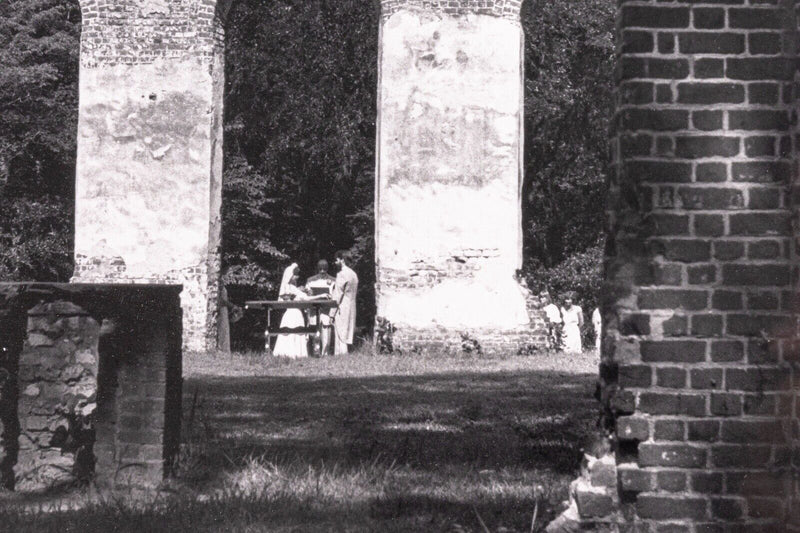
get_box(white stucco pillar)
[73,0,228,352]
[376,2,543,351]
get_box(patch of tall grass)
[0,455,556,532]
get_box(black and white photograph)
[0,0,797,531]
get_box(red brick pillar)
[611,0,798,528]
[94,296,183,489]
[552,1,799,530]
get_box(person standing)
[592,306,602,353]
[306,259,336,356]
[217,285,243,353]
[332,250,358,355]
[273,263,310,358]
[561,293,584,354]
[542,291,563,351]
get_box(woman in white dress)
[272,263,310,358]
[561,294,584,354]
[592,307,602,352]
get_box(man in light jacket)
[332,250,358,355]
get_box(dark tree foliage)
[222,0,380,329]
[520,0,615,314]
[0,0,615,330]
[0,0,81,280]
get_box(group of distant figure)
[222,260,601,357]
[541,291,601,354]
[271,250,359,358]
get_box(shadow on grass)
[369,492,548,531]
[183,369,598,483]
[0,492,555,533]
[0,367,597,532]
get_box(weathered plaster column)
[376,0,542,352]
[73,0,231,352]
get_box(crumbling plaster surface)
[376,10,529,330]
[75,60,215,277]
[74,56,223,351]
[72,0,228,352]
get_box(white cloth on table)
[561,304,583,354]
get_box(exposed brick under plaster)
[73,254,216,352]
[380,0,522,20]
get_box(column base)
[391,325,547,355]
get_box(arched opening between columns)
[218,0,380,351]
[206,0,602,529]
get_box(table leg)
[266,308,272,354]
[316,307,323,357]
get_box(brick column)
[551,1,799,530]
[376,0,545,353]
[93,294,182,489]
[72,0,231,352]
[790,3,800,528]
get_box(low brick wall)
[392,325,546,354]
[0,283,182,492]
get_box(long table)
[244,299,338,354]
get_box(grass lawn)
[1,349,600,532]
